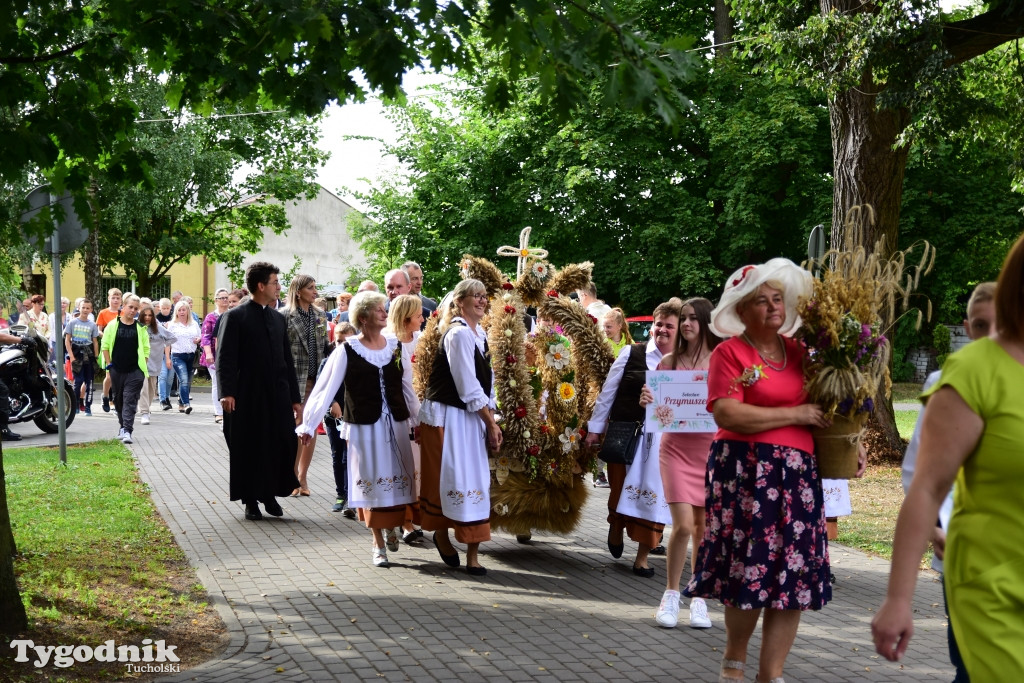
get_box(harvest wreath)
[413,229,615,535]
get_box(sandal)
[720,658,744,682]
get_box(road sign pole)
[49,194,68,465]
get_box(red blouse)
[706,336,813,453]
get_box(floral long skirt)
[683,439,831,611]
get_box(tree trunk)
[0,445,28,634]
[714,0,734,55]
[827,68,910,259]
[827,67,911,457]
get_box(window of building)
[101,276,170,300]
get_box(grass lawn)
[1,442,226,681]
[894,410,918,440]
[835,462,934,568]
[890,382,922,403]
[834,408,926,564]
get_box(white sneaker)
[689,597,712,629]
[140,415,150,425]
[121,431,133,444]
[655,590,680,628]
[117,428,126,441]
[372,546,389,568]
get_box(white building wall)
[214,186,368,290]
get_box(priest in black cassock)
[216,261,302,521]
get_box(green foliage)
[1,0,699,196]
[890,315,921,382]
[932,324,951,355]
[899,136,1023,323]
[349,55,834,313]
[93,74,326,295]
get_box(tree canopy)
[728,0,1024,254]
[94,75,326,294]
[349,27,833,313]
[1,0,700,196]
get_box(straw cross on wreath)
[496,226,549,278]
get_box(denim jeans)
[170,352,194,406]
[158,362,174,402]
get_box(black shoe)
[102,395,110,412]
[341,507,356,519]
[244,502,263,521]
[184,404,192,415]
[650,544,666,556]
[608,528,624,559]
[467,565,487,576]
[161,399,172,411]
[432,532,460,567]
[632,564,656,578]
[263,498,283,517]
[1,428,22,442]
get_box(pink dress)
[660,431,715,505]
[656,355,715,506]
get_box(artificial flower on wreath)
[559,426,581,453]
[545,342,570,370]
[557,382,575,402]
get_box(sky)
[316,0,971,212]
[313,71,449,212]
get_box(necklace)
[679,345,710,370]
[742,333,787,372]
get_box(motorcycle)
[0,324,76,434]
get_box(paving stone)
[12,406,949,682]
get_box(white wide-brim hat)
[709,257,813,338]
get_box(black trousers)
[110,367,144,434]
[324,416,348,501]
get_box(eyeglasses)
[215,297,228,300]
[470,293,488,301]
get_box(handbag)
[598,420,643,465]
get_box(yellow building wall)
[39,255,219,318]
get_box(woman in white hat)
[682,258,831,683]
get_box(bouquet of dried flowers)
[796,207,934,419]
[796,207,934,476]
[796,278,891,419]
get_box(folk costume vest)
[608,343,648,423]
[425,322,492,408]
[342,341,410,424]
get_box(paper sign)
[645,370,716,433]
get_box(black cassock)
[216,301,300,502]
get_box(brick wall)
[906,324,968,382]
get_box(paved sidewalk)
[9,402,949,682]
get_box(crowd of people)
[0,287,241,444]
[5,234,1021,682]
[211,257,848,682]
